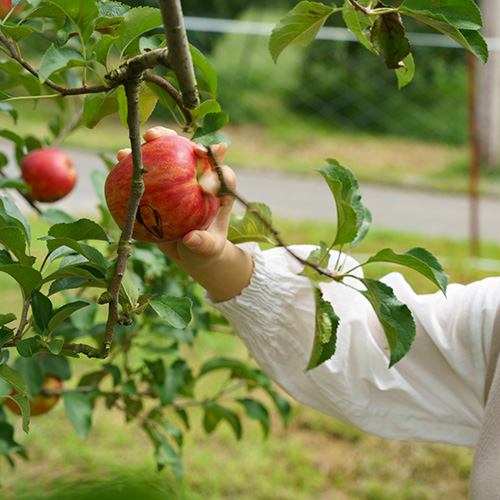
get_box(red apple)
[21,148,78,202]
[5,374,62,416]
[0,0,25,19]
[104,135,220,243]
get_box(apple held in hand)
[21,148,78,202]
[5,374,62,417]
[105,135,220,243]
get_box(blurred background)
[3,1,500,499]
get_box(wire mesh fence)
[184,15,470,145]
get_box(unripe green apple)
[104,135,220,243]
[5,374,63,417]
[21,148,78,202]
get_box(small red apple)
[0,0,25,19]
[4,374,62,416]
[21,148,78,202]
[104,135,220,243]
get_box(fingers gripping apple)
[104,135,220,243]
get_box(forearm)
[178,242,254,302]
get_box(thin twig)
[349,0,371,15]
[144,71,193,127]
[207,148,338,281]
[51,105,84,149]
[98,77,146,359]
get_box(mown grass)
[1,215,497,499]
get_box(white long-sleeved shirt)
[207,243,500,448]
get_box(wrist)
[182,242,254,302]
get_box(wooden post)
[477,0,500,170]
[468,52,480,257]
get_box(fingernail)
[184,233,202,248]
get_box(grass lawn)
[0,215,497,500]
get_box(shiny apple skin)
[21,148,78,202]
[104,135,220,243]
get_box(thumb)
[182,230,218,256]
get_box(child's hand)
[117,126,236,269]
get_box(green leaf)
[371,11,411,69]
[117,82,158,128]
[82,90,119,129]
[154,438,183,477]
[0,60,42,97]
[198,357,266,385]
[105,264,138,309]
[41,353,71,380]
[314,161,371,247]
[190,44,218,96]
[189,99,221,123]
[0,23,37,42]
[31,290,53,332]
[267,388,291,426]
[43,238,108,270]
[48,218,109,242]
[38,44,87,82]
[16,337,42,358]
[306,288,340,371]
[0,178,28,191]
[96,0,130,29]
[399,0,483,30]
[300,241,332,282]
[191,112,230,146]
[45,0,99,44]
[0,421,26,456]
[149,296,193,329]
[203,403,242,440]
[92,33,117,67]
[0,227,35,266]
[0,364,27,397]
[40,208,76,225]
[62,391,93,440]
[113,6,163,56]
[12,357,43,397]
[399,9,488,63]
[0,264,42,300]
[48,300,90,333]
[47,339,64,355]
[0,102,18,124]
[48,277,97,295]
[269,1,336,62]
[8,394,30,433]
[359,278,416,367]
[0,313,16,328]
[342,1,376,54]
[158,360,192,407]
[363,247,449,294]
[0,195,31,245]
[43,263,104,283]
[395,51,415,89]
[228,203,276,245]
[238,398,270,437]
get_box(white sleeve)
[206,243,500,447]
